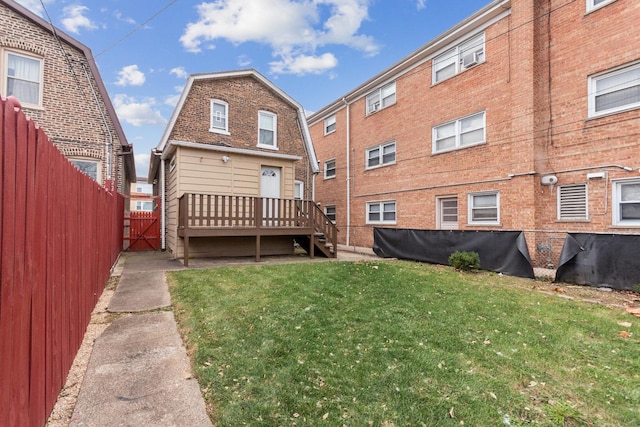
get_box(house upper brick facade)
[0,0,135,193]
[307,0,640,267]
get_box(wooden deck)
[178,193,338,265]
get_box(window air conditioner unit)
[370,103,380,113]
[462,52,479,69]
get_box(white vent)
[369,103,380,113]
[462,52,479,69]
[558,184,587,219]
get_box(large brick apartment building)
[307,0,640,267]
[0,0,135,193]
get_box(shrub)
[448,251,480,271]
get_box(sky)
[17,0,493,177]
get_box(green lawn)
[169,260,640,426]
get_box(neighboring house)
[130,178,154,212]
[148,69,335,265]
[307,0,640,267]
[0,0,135,193]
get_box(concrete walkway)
[70,248,378,426]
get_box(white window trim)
[3,49,44,108]
[324,205,336,223]
[324,115,336,135]
[432,111,486,154]
[209,99,230,135]
[588,61,640,118]
[612,178,640,226]
[366,81,396,115]
[294,180,304,200]
[135,200,154,212]
[432,32,485,84]
[169,156,176,172]
[366,141,396,170]
[366,200,397,225]
[468,191,500,225]
[436,195,459,230]
[557,183,589,220]
[586,0,617,13]
[70,158,101,182]
[324,159,336,179]
[257,110,278,149]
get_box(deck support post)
[255,234,261,262]
[184,232,189,267]
[309,233,314,259]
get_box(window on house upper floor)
[588,62,640,117]
[135,183,153,194]
[366,200,396,224]
[210,99,229,134]
[324,159,336,179]
[366,81,396,115]
[71,159,100,182]
[366,141,396,169]
[324,115,336,135]
[135,200,153,212]
[587,0,617,12]
[433,32,485,84]
[558,184,588,220]
[433,111,486,154]
[468,191,499,225]
[4,50,43,107]
[324,205,336,223]
[258,111,277,149]
[612,179,640,226]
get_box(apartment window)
[558,184,588,220]
[136,183,153,194]
[589,62,640,117]
[324,205,336,223]
[433,32,485,83]
[366,141,396,169]
[5,51,42,106]
[258,111,277,148]
[294,180,304,200]
[433,111,485,153]
[324,159,336,179]
[367,201,396,224]
[71,159,100,182]
[587,0,617,12]
[613,179,640,226]
[210,99,229,134]
[324,115,336,135]
[135,200,153,212]
[468,192,499,224]
[366,81,396,114]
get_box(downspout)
[343,97,351,247]
[160,156,166,250]
[81,63,113,187]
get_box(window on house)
[468,191,499,224]
[613,179,640,226]
[324,115,336,135]
[210,99,229,134]
[587,0,617,12]
[433,32,485,83]
[324,205,336,223]
[136,183,153,194]
[324,159,336,179]
[558,184,588,220]
[258,111,277,148]
[135,200,153,212]
[366,141,396,169]
[367,201,396,224]
[589,62,640,117]
[295,180,304,200]
[70,159,100,182]
[169,156,176,172]
[433,111,486,153]
[6,51,42,106]
[366,81,396,114]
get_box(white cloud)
[417,0,427,10]
[237,54,252,67]
[115,65,146,86]
[180,0,379,75]
[113,94,166,127]
[61,5,98,34]
[14,0,53,17]
[170,66,188,79]
[134,153,151,177]
[114,11,136,25]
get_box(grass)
[169,260,640,426]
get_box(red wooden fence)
[125,205,160,251]
[0,96,124,426]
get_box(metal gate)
[125,197,160,251]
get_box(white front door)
[261,166,281,223]
[437,196,458,230]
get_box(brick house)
[0,0,135,193]
[307,0,640,268]
[148,69,336,264]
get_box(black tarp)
[373,228,535,279]
[555,233,640,291]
